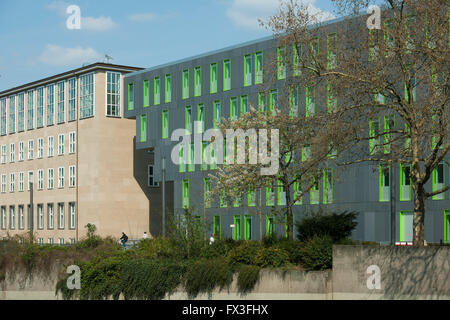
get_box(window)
[293,44,302,76]
[19,172,24,192]
[69,165,76,187]
[48,238,54,245]
[179,145,186,173]
[18,205,24,230]
[310,37,319,68]
[379,164,390,202]
[182,69,189,99]
[46,84,54,125]
[18,141,24,161]
[162,110,169,139]
[293,176,302,205]
[244,54,252,86]
[143,79,150,108]
[323,168,333,204]
[306,86,315,116]
[1,206,6,229]
[58,203,65,229]
[9,95,15,134]
[188,143,195,172]
[327,81,337,113]
[147,165,159,187]
[57,81,65,123]
[0,98,6,135]
[106,72,120,116]
[36,87,44,127]
[9,206,15,229]
[399,211,413,242]
[154,76,161,105]
[290,87,299,117]
[266,182,275,206]
[213,101,220,128]
[58,134,64,155]
[194,67,201,97]
[48,168,54,189]
[28,140,34,159]
[38,169,43,190]
[266,215,275,236]
[213,216,221,239]
[444,211,450,244]
[10,143,14,162]
[240,95,248,113]
[69,132,76,154]
[244,216,252,240]
[278,179,286,206]
[37,204,44,229]
[1,174,5,193]
[185,106,192,134]
[404,67,417,103]
[270,89,277,115]
[69,202,76,229]
[9,173,15,192]
[58,167,64,188]
[233,215,242,240]
[277,46,286,80]
[165,74,172,103]
[140,114,147,142]
[197,104,205,133]
[327,33,337,69]
[248,189,256,207]
[182,180,189,209]
[223,60,231,91]
[400,164,411,201]
[79,73,94,118]
[128,83,135,110]
[369,118,381,155]
[18,92,24,132]
[48,136,54,157]
[210,63,217,93]
[28,171,33,191]
[310,175,320,204]
[230,97,238,120]
[255,51,263,84]
[1,145,5,163]
[47,204,54,229]
[432,162,445,200]
[384,115,395,154]
[204,178,211,208]
[68,78,76,121]
[37,138,43,158]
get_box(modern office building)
[0,63,151,244]
[124,16,449,244]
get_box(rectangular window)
[9,173,15,193]
[10,143,14,163]
[248,190,256,207]
[240,95,248,113]
[384,115,395,154]
[200,141,208,171]
[266,182,275,206]
[0,144,5,163]
[18,92,24,132]
[244,215,252,240]
[293,176,302,205]
[106,72,120,116]
[147,165,159,187]
[278,179,286,206]
[188,143,195,172]
[9,206,15,229]
[270,89,277,115]
[68,78,76,121]
[47,204,54,229]
[37,204,44,229]
[18,141,24,161]
[18,205,24,230]
[185,106,192,134]
[327,81,337,113]
[210,63,218,94]
[48,168,54,189]
[165,74,172,103]
[9,95,15,134]
[323,168,333,204]
[306,86,315,117]
[36,87,44,127]
[140,114,147,142]
[19,172,24,192]
[230,97,238,120]
[37,138,43,158]
[204,178,211,208]
[210,145,218,170]
[266,215,275,236]
[400,164,411,201]
[58,134,64,155]
[57,81,65,123]
[58,203,65,229]
[46,84,54,125]
[48,238,54,245]
[310,175,320,204]
[69,165,76,187]
[198,104,205,133]
[233,215,242,240]
[69,202,76,229]
[258,92,267,112]
[182,69,189,99]
[244,54,252,86]
[28,171,33,191]
[213,216,221,239]
[79,73,94,118]
[1,174,6,193]
[0,98,6,135]
[213,101,220,128]
[277,46,286,80]
[38,169,43,190]
[255,51,263,84]
[58,167,64,188]
[28,139,34,159]
[310,37,319,67]
[444,211,450,244]
[143,79,150,107]
[223,60,231,91]
[179,146,185,173]
[369,118,381,155]
[58,238,65,245]
[69,132,76,154]
[399,211,413,242]
[432,162,445,200]
[290,87,299,117]
[128,83,134,110]
[182,180,189,209]
[1,206,6,229]
[327,33,337,69]
[293,44,302,76]
[194,67,201,97]
[162,110,169,139]
[48,136,54,157]
[154,76,161,105]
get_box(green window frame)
[194,66,202,97]
[230,97,238,120]
[289,87,299,117]
[277,46,286,80]
[369,118,381,155]
[270,89,277,115]
[182,69,189,99]
[327,81,337,113]
[293,176,302,205]
[233,215,242,240]
[293,43,302,76]
[244,54,252,86]
[185,106,192,134]
[179,146,185,173]
[305,86,315,117]
[143,80,150,107]
[444,211,450,244]
[140,114,147,143]
[255,51,263,84]
[244,215,252,240]
[154,77,160,105]
[213,216,221,239]
[310,175,320,204]
[277,178,286,206]
[400,164,411,201]
[266,215,275,236]
[432,162,445,200]
[323,168,333,204]
[223,60,231,91]
[327,33,337,70]
[188,143,195,172]
[266,182,275,206]
[248,189,256,207]
[233,193,241,208]
[310,37,319,67]
[197,104,205,133]
[213,101,220,128]
[162,110,169,139]
[128,83,134,111]
[399,211,413,242]
[201,141,208,171]
[379,164,390,202]
[210,63,218,94]
[165,74,172,103]
[258,92,267,112]
[384,115,395,154]
[182,180,189,209]
[240,95,248,113]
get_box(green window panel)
[310,37,319,67]
[143,80,150,107]
[182,69,189,99]
[140,114,147,142]
[204,178,211,208]
[285,214,294,238]
[266,215,275,236]
[182,180,189,209]
[244,54,252,86]
[255,51,263,84]
[213,101,220,128]
[270,89,277,116]
[277,46,286,80]
[194,66,201,97]
[213,216,221,239]
[293,176,302,205]
[244,215,252,240]
[399,211,413,242]
[165,74,172,103]
[179,146,185,173]
[404,123,411,151]
[185,106,192,134]
[240,95,248,113]
[310,175,320,205]
[223,60,231,91]
[444,211,450,244]
[233,215,242,240]
[369,118,381,155]
[327,33,337,70]
[258,92,267,112]
[248,189,256,207]
[379,164,390,202]
[432,162,445,200]
[154,77,160,105]
[277,179,286,206]
[323,168,333,204]
[128,83,134,110]
[230,97,238,120]
[188,143,195,172]
[302,145,311,162]
[384,115,395,154]
[198,104,205,133]
[289,87,299,117]
[327,81,337,113]
[162,110,169,139]
[305,86,315,117]
[266,183,275,206]
[293,43,302,76]
[400,164,411,201]
[210,63,218,94]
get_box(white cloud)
[226,0,334,30]
[38,44,102,66]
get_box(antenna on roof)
[104,54,113,64]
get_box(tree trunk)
[413,183,425,246]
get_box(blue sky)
[0,0,337,91]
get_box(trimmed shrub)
[296,211,358,242]
[236,265,260,296]
[274,239,303,265]
[227,241,263,266]
[299,235,333,271]
[253,247,290,268]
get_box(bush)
[134,238,178,259]
[236,265,260,296]
[296,211,358,242]
[227,241,263,266]
[200,240,229,259]
[274,239,303,265]
[253,247,290,268]
[299,235,333,271]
